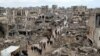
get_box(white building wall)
[94,28,100,48]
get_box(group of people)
[31,36,54,55]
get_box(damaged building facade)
[0,5,100,56]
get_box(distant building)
[52,5,57,10]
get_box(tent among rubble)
[1,46,20,56]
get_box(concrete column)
[25,10,28,37]
[5,9,8,39]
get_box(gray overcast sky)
[0,0,100,8]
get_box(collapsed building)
[0,5,100,56]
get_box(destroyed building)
[0,5,100,56]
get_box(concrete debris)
[79,47,97,53]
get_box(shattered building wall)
[94,8,100,48]
[66,6,90,37]
[6,8,37,37]
[0,7,8,38]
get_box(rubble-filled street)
[0,5,100,56]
